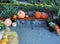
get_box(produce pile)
[0,21,18,44]
[0,1,60,36]
[1,9,59,36]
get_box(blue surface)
[10,20,60,44]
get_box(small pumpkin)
[41,13,48,20]
[34,11,42,19]
[54,25,59,31]
[12,22,17,27]
[12,15,17,20]
[25,15,29,18]
[57,29,60,35]
[17,10,25,18]
[4,18,12,26]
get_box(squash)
[17,10,25,18]
[41,13,48,20]
[25,15,29,18]
[1,42,7,44]
[54,25,59,31]
[34,11,42,19]
[2,38,8,43]
[57,29,60,35]
[4,18,12,26]
[12,15,17,20]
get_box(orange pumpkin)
[34,11,42,19]
[41,13,48,20]
[12,15,17,20]
[54,25,59,31]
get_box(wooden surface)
[0,17,46,21]
[17,17,42,20]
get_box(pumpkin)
[25,15,29,18]
[57,29,60,35]
[17,10,25,18]
[4,18,12,26]
[12,15,17,20]
[12,22,17,27]
[34,11,42,19]
[54,25,59,31]
[41,13,48,20]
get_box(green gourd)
[0,22,6,31]
[48,22,56,29]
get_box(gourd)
[17,10,25,18]
[41,13,48,20]
[0,22,6,31]
[34,11,41,19]
[12,15,17,20]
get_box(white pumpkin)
[12,22,17,27]
[4,18,12,26]
[17,10,25,18]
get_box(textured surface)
[10,20,60,44]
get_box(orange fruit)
[12,15,17,20]
[41,13,48,20]
[34,11,42,19]
[54,25,59,31]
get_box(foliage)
[40,0,60,6]
[0,0,18,3]
[58,7,60,20]
[0,3,58,18]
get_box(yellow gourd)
[2,38,8,43]
[0,42,1,44]
[0,41,7,44]
[1,42,7,44]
